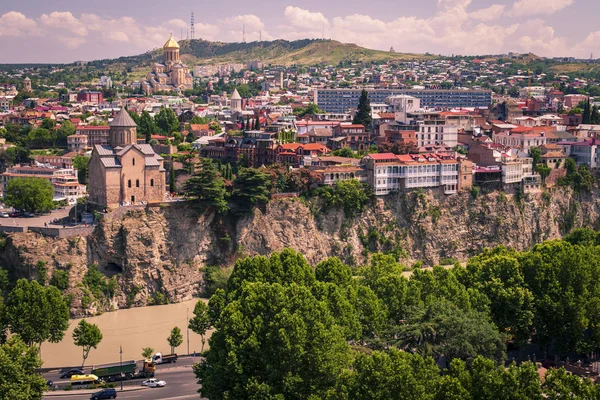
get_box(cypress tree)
[353,89,372,131]
[245,116,250,131]
[582,99,591,124]
[169,166,176,194]
[254,116,260,130]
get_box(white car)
[141,378,166,388]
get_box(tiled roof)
[100,157,121,168]
[109,107,137,127]
[94,145,115,156]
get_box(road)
[0,205,74,227]
[44,357,205,400]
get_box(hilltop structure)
[142,35,193,95]
[88,108,166,208]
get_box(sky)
[0,0,599,63]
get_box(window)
[136,179,140,188]
[128,180,131,188]
[132,158,135,166]
[150,179,154,187]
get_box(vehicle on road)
[141,378,166,388]
[152,352,177,364]
[90,388,117,399]
[70,374,102,388]
[60,368,85,378]
[46,379,54,387]
[91,359,155,382]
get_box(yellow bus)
[70,374,102,388]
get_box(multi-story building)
[75,126,110,146]
[67,134,89,152]
[362,152,460,196]
[333,124,369,151]
[1,165,86,203]
[275,143,330,167]
[77,91,103,104]
[315,89,492,113]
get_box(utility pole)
[191,11,195,40]
[119,346,123,391]
[186,307,190,355]
[242,23,246,43]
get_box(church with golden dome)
[141,35,193,94]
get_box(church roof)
[110,107,137,128]
[231,88,241,100]
[163,35,180,49]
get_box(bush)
[50,269,70,291]
[470,185,480,199]
[317,179,374,217]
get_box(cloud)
[510,0,575,16]
[469,4,506,21]
[0,11,38,37]
[284,6,329,29]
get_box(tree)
[167,326,183,354]
[57,120,76,146]
[72,319,103,366]
[318,179,373,217]
[189,300,211,353]
[0,336,47,400]
[231,168,271,211]
[184,158,228,213]
[4,279,69,348]
[155,108,180,134]
[529,147,541,167]
[73,155,90,184]
[138,110,157,136]
[353,89,372,130]
[536,164,551,184]
[293,103,323,117]
[582,99,591,124]
[27,127,50,148]
[142,347,154,359]
[169,165,176,193]
[4,177,54,213]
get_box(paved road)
[44,357,204,400]
[0,205,74,227]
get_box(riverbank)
[41,298,210,367]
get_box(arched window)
[136,179,140,188]
[150,179,154,187]
[132,158,135,166]
[127,180,131,188]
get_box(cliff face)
[0,188,597,316]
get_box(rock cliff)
[0,188,597,316]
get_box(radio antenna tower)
[259,30,262,41]
[242,23,246,43]
[190,12,195,40]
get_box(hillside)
[77,38,436,80]
[0,186,596,317]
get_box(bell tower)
[163,34,180,66]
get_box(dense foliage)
[0,337,47,400]
[4,177,55,213]
[196,235,600,399]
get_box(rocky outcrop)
[0,187,597,316]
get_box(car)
[90,388,117,399]
[46,380,54,387]
[23,212,35,218]
[141,378,166,388]
[8,211,22,218]
[60,368,85,378]
[0,212,8,218]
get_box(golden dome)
[163,34,180,49]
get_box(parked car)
[8,211,22,218]
[90,388,117,399]
[23,212,35,218]
[0,212,8,218]
[141,378,166,388]
[60,368,84,378]
[46,380,54,387]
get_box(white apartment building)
[1,165,87,203]
[415,122,458,147]
[519,86,547,98]
[362,153,459,196]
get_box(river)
[41,298,211,368]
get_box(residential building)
[362,152,460,196]
[333,124,369,151]
[67,134,89,152]
[76,125,110,146]
[1,165,86,203]
[315,89,492,113]
[275,143,330,167]
[317,165,367,186]
[77,91,103,104]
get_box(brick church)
[88,108,166,208]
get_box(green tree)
[293,103,323,117]
[27,127,51,148]
[138,110,157,137]
[154,108,180,134]
[167,326,183,354]
[190,115,209,124]
[0,336,47,400]
[41,118,56,130]
[189,300,211,353]
[529,147,541,167]
[318,179,373,217]
[184,158,228,213]
[4,177,54,213]
[58,120,76,142]
[169,165,176,193]
[231,168,271,211]
[582,99,591,124]
[72,319,103,366]
[353,89,372,130]
[4,279,69,348]
[536,164,551,184]
[195,282,351,400]
[142,347,154,359]
[73,155,90,184]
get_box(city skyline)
[0,0,599,63]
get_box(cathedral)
[142,35,193,94]
[88,108,166,208]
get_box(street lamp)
[119,345,123,391]
[186,307,190,355]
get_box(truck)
[91,359,156,382]
[152,352,178,364]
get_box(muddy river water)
[41,298,211,368]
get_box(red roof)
[368,153,398,160]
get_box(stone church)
[88,108,166,208]
[141,35,193,94]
